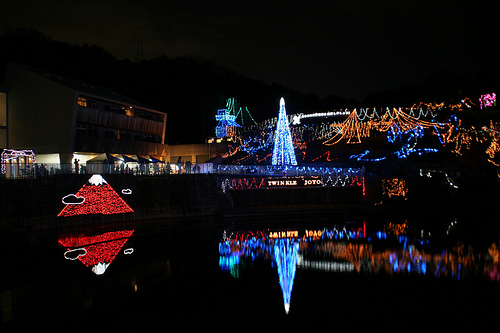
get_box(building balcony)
[74,136,168,157]
[77,107,164,137]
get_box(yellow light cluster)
[323,110,371,145]
[410,97,477,111]
[323,108,451,146]
[372,108,449,134]
[444,119,500,166]
[444,121,474,156]
[382,178,408,200]
[386,221,408,236]
[484,121,500,166]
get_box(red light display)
[59,230,134,275]
[312,151,333,162]
[58,175,133,217]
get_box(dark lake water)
[2,214,500,331]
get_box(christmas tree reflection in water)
[219,222,500,315]
[274,238,299,314]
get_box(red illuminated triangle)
[59,229,134,275]
[58,174,133,217]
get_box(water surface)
[2,215,499,331]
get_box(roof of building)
[11,63,163,113]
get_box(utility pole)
[135,25,147,63]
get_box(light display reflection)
[274,238,299,314]
[219,222,500,313]
[59,229,134,275]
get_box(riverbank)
[1,172,499,233]
[0,173,366,231]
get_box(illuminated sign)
[269,230,299,239]
[304,179,322,186]
[270,229,324,239]
[266,177,322,188]
[305,229,323,238]
[267,179,298,187]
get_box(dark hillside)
[0,28,352,144]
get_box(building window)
[76,124,99,137]
[104,130,118,139]
[78,97,87,107]
[87,99,98,109]
[135,110,163,122]
[105,104,127,115]
[134,133,161,143]
[119,131,132,140]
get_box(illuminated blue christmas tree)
[274,238,299,314]
[272,98,297,165]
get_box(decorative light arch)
[1,149,36,174]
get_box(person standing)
[176,156,182,174]
[74,158,80,174]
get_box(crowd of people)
[3,157,208,178]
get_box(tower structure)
[215,108,241,138]
[215,98,257,138]
[272,98,297,165]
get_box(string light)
[274,238,299,314]
[385,221,408,236]
[216,95,497,165]
[219,223,500,310]
[220,173,363,192]
[480,93,496,110]
[311,151,333,162]
[215,108,241,138]
[323,110,371,145]
[444,118,500,166]
[217,162,362,175]
[59,229,134,275]
[1,149,36,174]
[350,150,387,162]
[58,174,134,217]
[272,98,297,165]
[381,178,408,200]
[225,97,258,127]
[420,169,459,188]
[292,110,350,125]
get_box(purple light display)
[480,93,496,109]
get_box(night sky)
[1,1,497,101]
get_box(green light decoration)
[226,98,257,128]
[215,98,257,138]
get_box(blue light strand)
[272,98,297,166]
[274,238,299,314]
[218,225,479,284]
